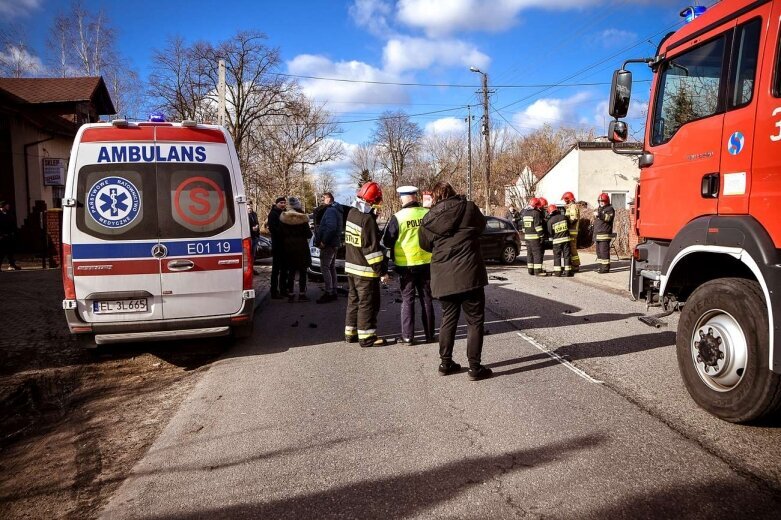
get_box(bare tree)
[372,111,423,212]
[0,33,42,77]
[412,132,467,192]
[315,170,337,196]
[349,143,379,187]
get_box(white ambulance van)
[61,119,255,345]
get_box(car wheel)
[676,278,781,423]
[501,245,517,264]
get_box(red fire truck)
[608,1,781,422]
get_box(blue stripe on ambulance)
[73,239,242,259]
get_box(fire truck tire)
[676,278,781,423]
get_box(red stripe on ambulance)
[73,259,160,276]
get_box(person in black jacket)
[593,193,615,274]
[419,182,492,381]
[546,205,572,277]
[281,196,313,302]
[267,196,288,298]
[247,200,260,262]
[0,201,21,271]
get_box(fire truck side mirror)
[608,120,628,143]
[609,69,632,118]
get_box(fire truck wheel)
[676,278,781,423]
[501,245,518,264]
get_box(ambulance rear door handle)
[167,260,195,271]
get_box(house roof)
[0,76,115,114]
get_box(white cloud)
[396,0,601,37]
[287,54,409,107]
[349,0,394,37]
[425,117,465,135]
[383,36,489,73]
[0,44,44,75]
[0,0,41,19]
[513,92,591,131]
[598,28,638,47]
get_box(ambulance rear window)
[75,164,157,240]
[157,164,235,238]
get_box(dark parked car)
[480,217,522,264]
[254,235,272,263]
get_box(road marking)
[516,332,603,384]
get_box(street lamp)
[470,66,491,215]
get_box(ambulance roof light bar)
[680,5,707,23]
[149,112,166,123]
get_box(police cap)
[396,185,418,196]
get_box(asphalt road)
[101,263,781,519]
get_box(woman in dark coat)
[419,182,492,381]
[280,197,312,302]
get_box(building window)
[607,192,628,209]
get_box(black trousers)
[286,267,307,294]
[552,242,571,273]
[596,240,611,270]
[398,266,435,341]
[345,275,381,346]
[439,287,485,369]
[0,237,17,268]
[525,239,543,272]
[270,251,288,295]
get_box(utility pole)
[465,105,473,201]
[480,72,491,215]
[218,59,226,126]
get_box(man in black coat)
[419,182,492,381]
[0,201,21,271]
[267,196,288,298]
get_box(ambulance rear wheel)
[232,319,255,339]
[676,278,781,423]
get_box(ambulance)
[61,118,255,346]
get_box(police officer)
[546,204,572,277]
[593,193,615,274]
[382,186,435,345]
[345,182,388,347]
[521,198,547,276]
[562,191,580,272]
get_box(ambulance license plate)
[92,299,148,314]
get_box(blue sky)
[3,0,698,198]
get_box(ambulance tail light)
[242,238,253,290]
[62,243,76,299]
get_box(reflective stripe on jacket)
[594,204,615,241]
[345,207,383,278]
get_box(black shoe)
[527,270,535,276]
[360,337,387,348]
[468,365,493,381]
[557,271,565,277]
[399,337,415,345]
[345,335,358,343]
[567,271,574,277]
[424,335,437,344]
[438,361,462,375]
[316,293,336,304]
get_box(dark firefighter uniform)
[383,200,434,344]
[521,204,545,276]
[546,208,572,276]
[565,201,581,270]
[594,203,615,273]
[345,205,386,347]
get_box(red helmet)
[357,182,383,205]
[598,193,610,204]
[547,204,558,214]
[529,197,541,208]
[538,197,548,208]
[562,191,575,203]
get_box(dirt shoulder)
[0,266,270,519]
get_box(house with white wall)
[505,141,642,209]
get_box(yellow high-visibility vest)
[393,206,432,267]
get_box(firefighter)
[562,191,581,272]
[593,193,615,274]
[382,185,435,345]
[521,198,547,276]
[537,196,550,246]
[344,182,388,347]
[546,204,572,277]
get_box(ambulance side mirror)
[609,69,632,119]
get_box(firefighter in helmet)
[537,196,550,246]
[521,197,547,276]
[562,191,580,272]
[546,204,572,276]
[593,193,615,273]
[345,181,388,347]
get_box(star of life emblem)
[87,177,141,228]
